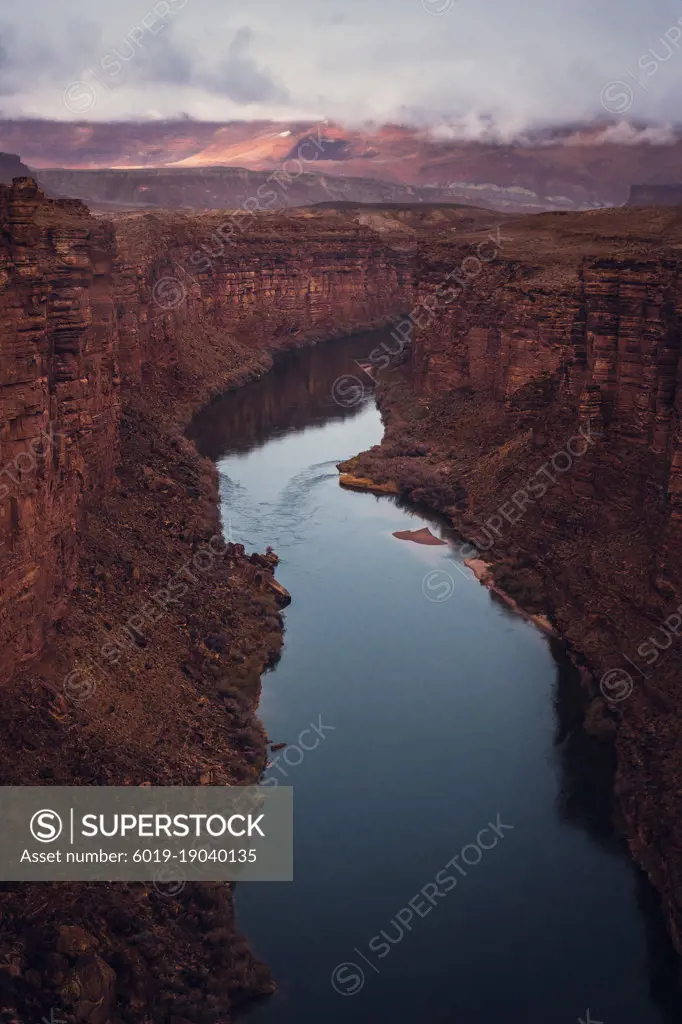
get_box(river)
[187,328,681,1024]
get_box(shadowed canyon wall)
[114,208,412,390]
[0,180,412,689]
[406,214,682,618]
[342,204,682,958]
[36,165,461,212]
[0,179,121,687]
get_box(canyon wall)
[113,208,412,395]
[0,180,413,1023]
[343,204,682,957]
[5,178,682,1011]
[37,165,459,212]
[0,179,121,688]
[405,220,682,617]
[0,181,411,690]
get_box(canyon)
[340,203,682,961]
[0,178,410,1023]
[2,176,682,1019]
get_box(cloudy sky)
[1,0,682,131]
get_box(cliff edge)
[0,180,412,1023]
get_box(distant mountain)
[34,166,603,215]
[4,118,682,209]
[627,184,682,206]
[35,164,462,212]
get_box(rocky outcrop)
[0,152,32,185]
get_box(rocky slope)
[0,180,412,1023]
[340,203,682,962]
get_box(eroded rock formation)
[0,182,411,690]
[341,203,682,962]
[0,152,32,185]
[4,178,682,1017]
[0,179,412,1023]
[0,178,120,689]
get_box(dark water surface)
[188,330,681,1024]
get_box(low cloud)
[573,121,679,146]
[425,114,682,147]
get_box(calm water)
[188,329,681,1024]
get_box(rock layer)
[37,165,460,212]
[0,179,120,689]
[5,181,682,1013]
[0,185,411,691]
[341,203,682,968]
[0,181,412,1023]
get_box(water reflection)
[189,329,682,1024]
[187,332,377,460]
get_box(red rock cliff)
[342,204,682,961]
[4,184,682,1012]
[0,185,412,688]
[114,208,412,395]
[0,179,120,687]
[406,212,682,610]
[0,183,416,1024]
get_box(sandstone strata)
[0,181,412,1023]
[341,203,682,964]
[0,178,120,689]
[0,185,411,692]
[5,179,682,1015]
